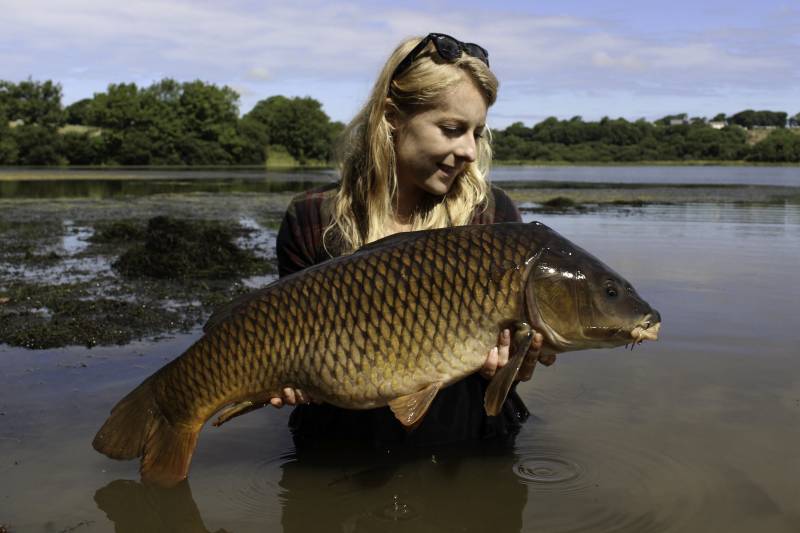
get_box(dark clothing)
[276,183,529,450]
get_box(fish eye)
[605,286,618,298]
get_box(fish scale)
[93,221,661,487]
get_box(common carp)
[93,221,660,486]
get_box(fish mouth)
[627,314,660,349]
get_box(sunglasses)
[391,33,490,81]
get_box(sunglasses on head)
[391,33,490,81]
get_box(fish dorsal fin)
[388,382,442,427]
[484,322,534,416]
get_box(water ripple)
[512,436,708,533]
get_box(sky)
[2,0,798,128]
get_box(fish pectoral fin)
[484,322,534,416]
[212,400,267,427]
[388,382,443,428]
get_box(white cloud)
[246,67,271,81]
[1,0,797,122]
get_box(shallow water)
[491,165,800,186]
[0,169,336,199]
[2,165,799,200]
[1,202,799,532]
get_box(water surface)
[2,165,799,200]
[1,202,799,532]
[491,165,800,186]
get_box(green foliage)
[0,106,19,164]
[244,95,337,164]
[730,109,787,128]
[0,79,64,127]
[492,116,756,162]
[11,124,63,165]
[83,78,258,165]
[236,116,269,164]
[2,77,797,165]
[747,129,800,162]
[65,98,93,125]
[61,132,104,165]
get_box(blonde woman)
[273,33,556,448]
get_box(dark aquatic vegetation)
[92,221,661,486]
[113,216,270,280]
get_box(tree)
[84,79,252,165]
[244,95,336,164]
[730,109,787,128]
[236,115,269,164]
[747,129,800,162]
[0,79,64,127]
[61,132,104,165]
[173,80,242,164]
[0,106,19,164]
[65,98,94,125]
[12,124,62,164]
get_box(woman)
[271,33,555,449]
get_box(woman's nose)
[454,134,477,162]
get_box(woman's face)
[392,76,488,210]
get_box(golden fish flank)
[93,221,661,487]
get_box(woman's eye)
[440,125,459,135]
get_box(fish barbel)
[93,221,661,486]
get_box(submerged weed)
[113,216,271,280]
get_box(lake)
[1,165,799,200]
[490,165,800,186]
[1,172,799,532]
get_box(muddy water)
[1,202,799,532]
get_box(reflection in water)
[95,479,226,533]
[0,176,334,199]
[278,444,526,533]
[95,444,527,533]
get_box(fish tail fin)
[93,376,200,487]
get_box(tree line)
[0,78,343,166]
[1,78,799,165]
[493,113,800,163]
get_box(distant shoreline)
[2,161,800,181]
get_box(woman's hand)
[479,328,557,381]
[268,387,314,408]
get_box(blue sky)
[2,0,798,128]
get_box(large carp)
[93,221,660,486]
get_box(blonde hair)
[326,36,499,254]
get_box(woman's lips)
[437,163,458,177]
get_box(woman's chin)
[426,172,456,194]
